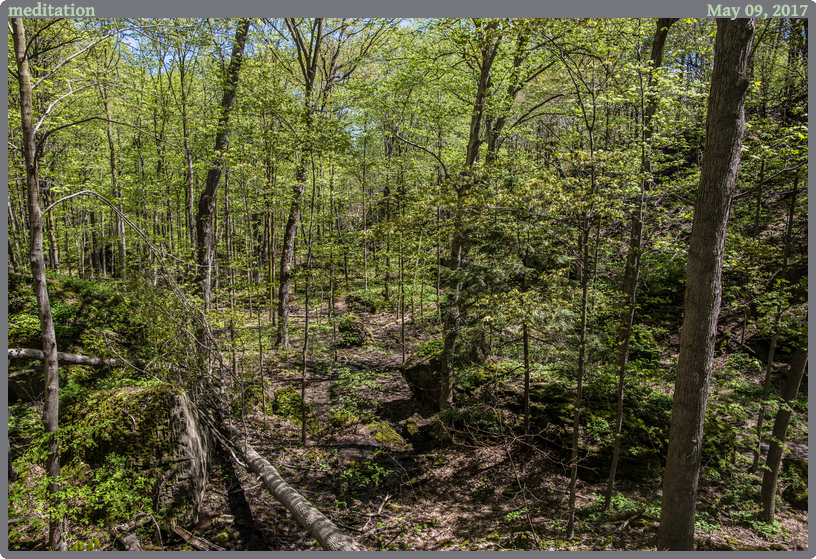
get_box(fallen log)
[217,419,365,551]
[8,348,121,367]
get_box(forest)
[6,17,808,551]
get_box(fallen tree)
[8,348,121,367]
[209,415,365,551]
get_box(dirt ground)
[173,303,808,552]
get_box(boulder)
[345,294,378,314]
[338,314,373,347]
[400,354,442,408]
[62,383,211,530]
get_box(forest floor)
[171,301,808,552]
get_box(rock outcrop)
[62,383,211,530]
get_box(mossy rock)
[345,294,379,314]
[329,409,359,428]
[368,421,405,446]
[338,314,373,347]
[402,421,419,439]
[273,386,304,417]
[401,354,442,408]
[783,486,808,510]
[784,458,808,479]
[273,386,320,433]
[61,383,211,530]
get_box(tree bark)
[760,335,808,522]
[219,421,365,550]
[657,18,754,551]
[195,18,250,307]
[11,17,66,551]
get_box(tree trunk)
[219,421,364,550]
[605,17,677,510]
[760,335,808,522]
[565,229,590,539]
[100,85,126,278]
[195,18,250,307]
[439,21,499,412]
[8,348,123,367]
[657,18,754,551]
[752,177,798,472]
[276,167,305,350]
[11,17,66,551]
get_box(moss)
[58,382,208,530]
[783,486,808,510]
[338,314,373,347]
[273,386,319,434]
[368,421,405,445]
[402,421,419,438]
[231,383,271,416]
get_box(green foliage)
[627,324,662,364]
[273,386,319,433]
[414,339,443,360]
[339,459,392,493]
[9,452,152,530]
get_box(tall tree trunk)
[100,86,126,278]
[605,17,677,510]
[11,17,66,551]
[277,18,324,349]
[760,332,808,522]
[276,160,306,350]
[43,189,59,271]
[751,177,798,472]
[657,18,754,551]
[195,18,250,307]
[565,226,591,539]
[439,21,499,411]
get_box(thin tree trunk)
[605,17,677,509]
[760,334,808,522]
[657,18,754,551]
[11,17,65,550]
[751,176,798,472]
[100,85,126,278]
[195,18,250,307]
[566,229,591,539]
[439,21,499,412]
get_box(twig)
[377,494,392,515]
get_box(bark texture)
[657,18,754,551]
[11,17,66,551]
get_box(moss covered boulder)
[368,421,405,446]
[272,386,319,433]
[338,313,374,347]
[62,383,211,530]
